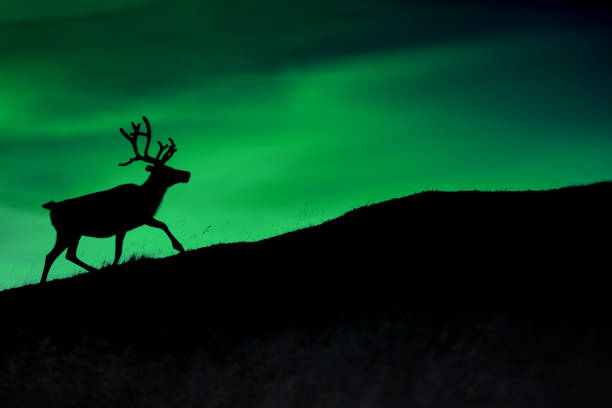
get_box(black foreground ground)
[2,183,612,407]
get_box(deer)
[40,116,190,284]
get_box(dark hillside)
[2,183,612,407]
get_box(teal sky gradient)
[1,0,611,288]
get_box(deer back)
[48,184,158,237]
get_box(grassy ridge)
[2,183,612,407]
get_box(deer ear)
[146,165,154,172]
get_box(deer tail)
[42,201,57,210]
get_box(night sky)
[1,0,610,288]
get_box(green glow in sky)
[1,0,611,288]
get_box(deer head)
[119,116,190,186]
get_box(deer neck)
[140,176,169,213]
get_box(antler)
[155,138,177,164]
[119,116,178,166]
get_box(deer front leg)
[113,232,126,266]
[145,218,185,252]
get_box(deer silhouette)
[40,116,190,284]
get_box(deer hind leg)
[113,232,126,266]
[41,232,70,284]
[65,235,96,273]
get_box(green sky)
[1,0,611,288]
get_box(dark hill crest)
[3,181,612,309]
[2,182,612,408]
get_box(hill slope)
[2,183,612,407]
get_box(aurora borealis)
[1,0,611,288]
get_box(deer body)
[45,184,149,238]
[41,116,190,283]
